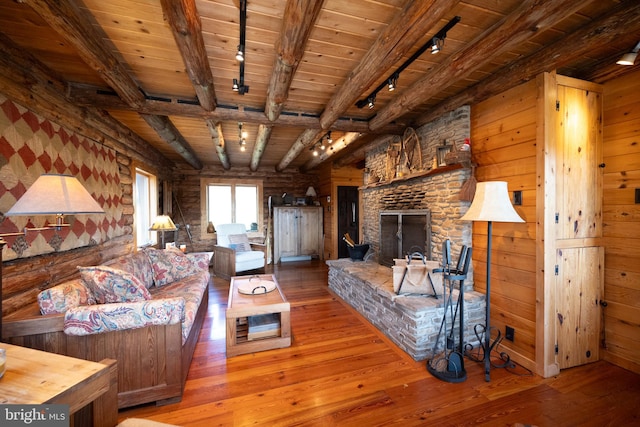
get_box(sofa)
[2,248,211,409]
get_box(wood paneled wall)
[602,69,640,373]
[471,80,539,368]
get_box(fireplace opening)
[379,210,431,267]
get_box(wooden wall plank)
[602,69,640,372]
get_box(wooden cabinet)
[273,206,322,263]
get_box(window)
[134,168,158,247]
[201,178,263,238]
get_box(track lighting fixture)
[232,0,249,95]
[355,16,460,109]
[327,131,333,143]
[367,96,376,110]
[387,74,398,91]
[617,40,640,65]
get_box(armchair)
[213,223,266,279]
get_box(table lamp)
[460,181,524,381]
[305,186,317,205]
[150,215,177,248]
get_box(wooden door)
[554,79,604,369]
[556,247,603,368]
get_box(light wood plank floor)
[118,260,640,426]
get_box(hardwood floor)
[118,260,640,426]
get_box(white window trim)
[200,178,263,240]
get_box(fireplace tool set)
[427,240,472,383]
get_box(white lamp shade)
[617,52,638,66]
[460,181,524,223]
[150,215,177,231]
[305,186,317,197]
[5,174,104,216]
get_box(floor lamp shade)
[460,181,524,223]
[459,181,523,381]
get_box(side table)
[0,343,118,427]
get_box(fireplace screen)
[379,210,431,267]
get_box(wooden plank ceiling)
[0,0,639,172]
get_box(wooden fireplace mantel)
[361,163,466,190]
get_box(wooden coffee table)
[226,274,291,357]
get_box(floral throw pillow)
[228,234,251,252]
[146,248,203,287]
[78,266,152,304]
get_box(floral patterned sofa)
[3,248,211,409]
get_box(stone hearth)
[327,259,485,361]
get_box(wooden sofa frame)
[2,288,208,409]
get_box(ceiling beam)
[301,132,360,171]
[204,120,230,170]
[140,114,203,170]
[318,0,458,130]
[265,0,325,122]
[160,0,217,111]
[26,0,146,109]
[413,0,640,127]
[250,125,274,171]
[276,129,325,172]
[66,83,403,134]
[369,0,589,131]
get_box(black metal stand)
[427,243,472,383]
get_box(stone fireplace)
[362,106,473,271]
[326,106,486,361]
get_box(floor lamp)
[460,181,524,381]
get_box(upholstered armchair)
[213,223,266,279]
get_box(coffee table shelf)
[226,274,291,357]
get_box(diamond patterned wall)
[0,94,124,260]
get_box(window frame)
[200,178,263,240]
[134,167,158,248]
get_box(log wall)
[602,69,640,373]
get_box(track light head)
[327,131,333,143]
[617,52,638,65]
[232,79,239,91]
[618,40,640,65]
[236,45,245,62]
[367,96,376,110]
[388,74,398,91]
[431,37,442,54]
